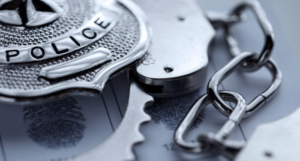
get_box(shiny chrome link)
[225,27,242,58]
[175,0,282,159]
[206,11,246,28]
[226,0,275,71]
[174,91,246,154]
[207,52,282,117]
[198,91,247,160]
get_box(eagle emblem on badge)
[0,0,150,103]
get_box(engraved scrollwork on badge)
[0,0,151,103]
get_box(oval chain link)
[174,0,283,158]
[225,0,275,71]
[174,91,247,153]
[207,51,282,117]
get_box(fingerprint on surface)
[145,91,205,130]
[23,97,86,149]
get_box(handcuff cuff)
[0,0,282,160]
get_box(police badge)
[0,0,218,160]
[0,0,150,103]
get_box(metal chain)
[174,0,283,160]
[207,52,282,118]
[225,0,275,72]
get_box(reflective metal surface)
[207,52,282,117]
[39,48,112,79]
[0,11,120,63]
[174,91,246,154]
[0,0,151,103]
[225,0,275,71]
[133,0,215,97]
[206,11,245,28]
[235,108,300,161]
[174,91,247,158]
[72,75,153,161]
[0,0,66,26]
[174,0,283,159]
[175,51,282,159]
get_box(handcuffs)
[0,0,283,160]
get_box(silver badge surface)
[0,0,150,103]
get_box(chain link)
[208,52,282,118]
[225,0,275,71]
[174,0,283,159]
[174,91,246,154]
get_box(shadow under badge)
[145,91,205,130]
[23,97,86,149]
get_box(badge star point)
[0,0,65,26]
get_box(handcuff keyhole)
[177,16,185,21]
[164,66,174,73]
[264,151,273,158]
